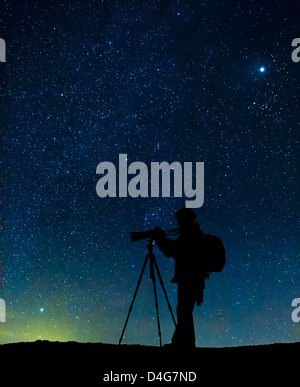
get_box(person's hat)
[174,207,197,223]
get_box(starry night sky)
[0,0,299,346]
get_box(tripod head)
[146,239,154,254]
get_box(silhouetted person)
[154,208,207,348]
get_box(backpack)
[203,233,226,273]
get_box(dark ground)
[1,341,298,385]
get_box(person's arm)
[153,227,176,258]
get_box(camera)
[129,227,165,242]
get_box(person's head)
[174,207,197,227]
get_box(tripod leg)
[150,257,162,347]
[119,255,149,345]
[153,257,177,327]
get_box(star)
[259,66,266,73]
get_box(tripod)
[119,239,177,347]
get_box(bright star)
[259,66,266,73]
[40,308,44,312]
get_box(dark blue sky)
[0,0,299,346]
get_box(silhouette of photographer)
[125,208,224,348]
[153,208,207,349]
